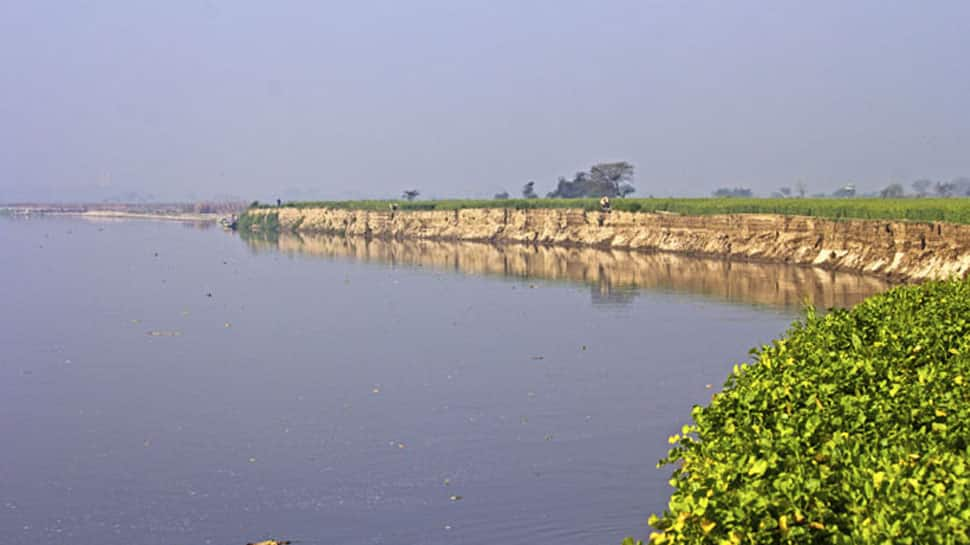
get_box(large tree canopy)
[547,161,635,198]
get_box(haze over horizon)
[2,1,968,203]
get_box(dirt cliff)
[243,207,970,282]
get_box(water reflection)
[240,231,892,309]
[0,218,887,545]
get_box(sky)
[1,0,969,203]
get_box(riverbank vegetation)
[248,198,970,225]
[644,277,970,544]
[236,210,279,232]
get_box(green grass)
[642,277,970,544]
[251,198,970,224]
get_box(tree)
[589,162,635,196]
[493,191,509,200]
[402,189,420,201]
[712,187,753,198]
[547,172,589,198]
[779,186,792,198]
[832,184,856,198]
[934,181,956,197]
[547,161,636,198]
[952,177,970,196]
[912,179,933,197]
[880,183,905,198]
[795,180,807,198]
[522,181,538,199]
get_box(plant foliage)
[547,161,636,198]
[236,210,279,232]
[647,278,970,544]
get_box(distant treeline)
[716,177,970,199]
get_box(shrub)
[648,278,970,544]
[236,211,279,232]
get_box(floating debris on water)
[146,330,181,337]
[449,495,463,502]
[530,355,544,360]
[246,540,291,545]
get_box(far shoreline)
[1,205,235,223]
[74,210,221,222]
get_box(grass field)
[251,197,970,225]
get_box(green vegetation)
[645,277,970,544]
[236,210,279,232]
[546,161,636,198]
[250,198,970,224]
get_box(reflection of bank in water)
[589,282,639,306]
[239,230,892,309]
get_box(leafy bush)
[647,278,970,544]
[236,210,279,232]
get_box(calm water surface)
[0,218,889,545]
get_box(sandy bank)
[242,207,970,282]
[78,211,221,222]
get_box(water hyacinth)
[648,277,970,544]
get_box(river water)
[0,217,890,545]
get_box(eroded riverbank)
[241,207,970,282]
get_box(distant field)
[252,198,970,225]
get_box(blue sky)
[2,1,968,202]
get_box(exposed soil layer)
[244,207,970,282]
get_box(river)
[0,217,890,545]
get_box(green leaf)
[747,459,769,476]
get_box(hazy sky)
[2,1,968,202]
